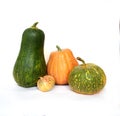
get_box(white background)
[0,0,120,116]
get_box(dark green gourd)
[13,22,47,87]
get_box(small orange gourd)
[47,45,79,85]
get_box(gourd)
[47,45,79,85]
[68,57,106,95]
[37,75,55,92]
[13,22,47,87]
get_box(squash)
[47,45,79,85]
[13,22,47,87]
[37,75,55,92]
[68,57,106,95]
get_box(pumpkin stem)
[77,57,86,64]
[56,45,62,51]
[31,22,39,29]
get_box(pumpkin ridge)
[67,50,78,66]
[48,53,57,76]
[54,53,61,84]
[63,51,71,72]
[57,53,68,84]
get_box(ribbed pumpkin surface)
[47,46,78,85]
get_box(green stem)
[56,45,62,51]
[77,57,86,65]
[31,22,39,28]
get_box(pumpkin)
[47,45,79,85]
[68,57,106,95]
[37,75,55,92]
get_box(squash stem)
[56,45,62,51]
[31,22,39,28]
[77,57,86,65]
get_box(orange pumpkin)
[47,45,79,85]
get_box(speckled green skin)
[13,23,47,87]
[68,63,106,95]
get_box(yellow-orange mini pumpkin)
[47,45,79,85]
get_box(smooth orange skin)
[47,48,79,85]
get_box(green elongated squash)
[13,22,47,87]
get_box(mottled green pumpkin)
[68,57,106,95]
